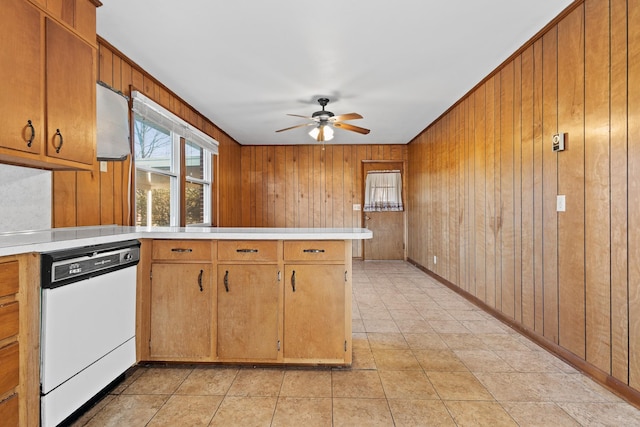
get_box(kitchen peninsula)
[1,225,371,402]
[136,227,371,366]
[0,226,371,425]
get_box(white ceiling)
[97,1,574,146]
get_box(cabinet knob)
[26,120,35,147]
[53,129,63,153]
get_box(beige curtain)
[364,170,403,212]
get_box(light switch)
[557,195,566,212]
[100,161,108,173]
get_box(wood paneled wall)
[52,38,243,227]
[240,144,407,258]
[407,0,640,399]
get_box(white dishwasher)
[40,240,140,427]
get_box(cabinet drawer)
[0,261,19,298]
[218,241,278,262]
[0,302,19,342]
[0,342,19,396]
[284,241,345,262]
[152,240,212,261]
[0,394,18,427]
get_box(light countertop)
[0,225,373,257]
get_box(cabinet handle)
[291,270,296,292]
[303,249,325,253]
[236,248,258,253]
[171,248,193,253]
[26,120,35,147]
[53,129,63,153]
[224,270,229,292]
[198,269,203,292]
[277,271,281,282]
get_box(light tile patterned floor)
[73,261,640,426]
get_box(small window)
[134,117,173,171]
[185,141,204,179]
[133,116,178,227]
[185,140,212,226]
[364,170,403,212]
[135,169,173,226]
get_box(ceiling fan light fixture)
[309,124,334,141]
[324,125,334,140]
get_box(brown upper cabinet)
[0,0,98,170]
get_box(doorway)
[362,161,405,260]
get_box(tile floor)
[72,261,640,426]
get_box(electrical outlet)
[557,195,566,212]
[353,204,361,211]
[433,255,437,265]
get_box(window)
[132,91,217,227]
[363,170,403,212]
[133,116,178,226]
[184,141,212,225]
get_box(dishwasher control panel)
[41,240,140,288]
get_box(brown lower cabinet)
[0,254,39,427]
[217,265,280,361]
[0,394,19,427]
[138,238,352,365]
[283,264,346,362]
[149,263,214,361]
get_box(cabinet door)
[284,265,346,361]
[217,265,280,360]
[45,17,95,165]
[150,263,213,360]
[0,0,42,155]
[0,394,19,427]
[0,342,19,396]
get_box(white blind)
[364,170,403,212]
[131,91,218,154]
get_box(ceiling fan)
[275,98,370,142]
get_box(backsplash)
[0,164,51,233]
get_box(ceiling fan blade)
[333,122,370,135]
[275,123,314,133]
[330,113,363,122]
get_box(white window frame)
[132,91,218,227]
[184,139,213,226]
